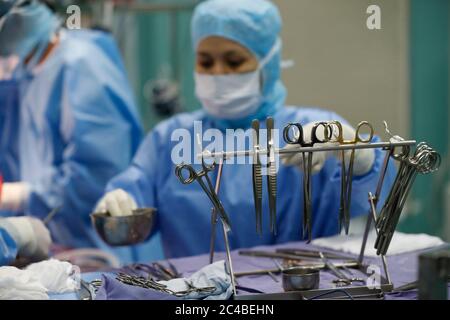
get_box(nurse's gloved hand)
[281,122,375,176]
[0,217,51,262]
[95,189,137,217]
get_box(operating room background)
[56,0,449,258]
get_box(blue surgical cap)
[0,0,60,58]
[191,0,287,129]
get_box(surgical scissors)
[175,159,232,232]
[329,121,374,235]
[375,142,440,255]
[283,121,332,242]
[175,159,237,295]
[375,145,411,229]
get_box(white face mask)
[195,38,281,120]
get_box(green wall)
[400,0,449,237]
[135,0,198,131]
[111,1,200,260]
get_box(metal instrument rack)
[181,118,439,299]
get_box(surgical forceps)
[283,121,332,242]
[375,145,411,229]
[116,273,216,297]
[357,121,396,264]
[329,121,374,235]
[252,119,263,235]
[267,117,277,235]
[209,160,224,264]
[175,159,237,295]
[123,262,181,281]
[375,143,440,255]
[251,118,277,235]
[319,252,365,287]
[175,159,232,232]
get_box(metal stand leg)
[209,161,224,264]
[222,224,237,296]
[367,192,392,286]
[358,212,373,265]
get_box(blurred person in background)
[0,0,143,264]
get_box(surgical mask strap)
[258,37,282,69]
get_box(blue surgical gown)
[0,227,17,266]
[106,107,397,260]
[0,29,143,257]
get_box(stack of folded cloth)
[0,258,79,300]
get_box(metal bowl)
[282,267,320,292]
[91,208,156,246]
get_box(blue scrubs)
[106,107,397,259]
[0,29,143,258]
[0,227,17,266]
